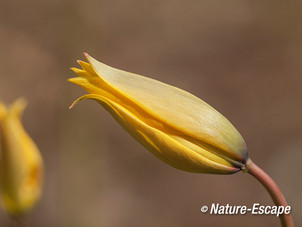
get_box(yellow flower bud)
[68,53,248,174]
[0,99,43,216]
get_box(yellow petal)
[69,54,249,174]
[0,98,43,216]
[87,56,247,162]
[71,94,239,174]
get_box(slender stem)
[246,159,293,227]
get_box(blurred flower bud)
[0,98,43,216]
[68,54,248,174]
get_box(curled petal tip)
[69,102,76,110]
[69,98,81,109]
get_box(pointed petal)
[0,99,43,215]
[70,67,91,78]
[77,60,98,77]
[9,98,27,118]
[71,94,240,174]
[86,56,248,162]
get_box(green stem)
[246,159,293,227]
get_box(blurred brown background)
[0,0,302,226]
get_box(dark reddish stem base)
[246,159,294,227]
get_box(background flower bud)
[69,54,248,174]
[0,98,43,216]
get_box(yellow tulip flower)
[0,98,43,216]
[68,53,248,174]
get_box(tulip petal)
[83,55,248,163]
[70,67,91,78]
[0,99,43,215]
[69,54,250,174]
[70,94,240,174]
[77,60,98,77]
